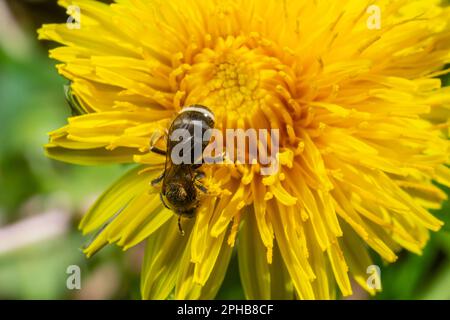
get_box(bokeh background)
[0,0,449,300]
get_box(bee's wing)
[169,121,212,164]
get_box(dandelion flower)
[39,0,450,299]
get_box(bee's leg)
[194,171,206,180]
[194,179,208,193]
[150,146,166,156]
[149,130,167,156]
[195,183,208,193]
[151,172,165,186]
[178,216,185,236]
[159,193,171,209]
[193,171,208,193]
[150,145,166,156]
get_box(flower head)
[39,0,450,299]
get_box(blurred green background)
[0,0,449,300]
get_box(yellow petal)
[80,165,153,233]
[45,144,138,165]
[340,222,377,296]
[175,226,233,300]
[238,207,271,299]
[238,207,294,299]
[141,217,194,300]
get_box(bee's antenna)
[178,216,185,236]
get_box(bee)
[150,105,215,235]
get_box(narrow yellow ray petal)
[435,165,450,188]
[175,227,232,300]
[251,178,274,260]
[79,165,153,233]
[271,203,315,300]
[327,242,352,297]
[304,224,332,299]
[141,217,194,300]
[107,192,172,246]
[340,223,377,296]
[45,144,139,165]
[269,243,295,300]
[332,184,398,263]
[238,207,271,299]
[193,241,233,300]
[193,228,228,286]
[287,176,330,251]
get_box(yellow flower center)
[209,56,260,112]
[181,36,298,132]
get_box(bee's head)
[165,181,197,210]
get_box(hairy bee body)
[151,105,215,232]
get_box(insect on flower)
[39,0,450,300]
[150,105,215,235]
